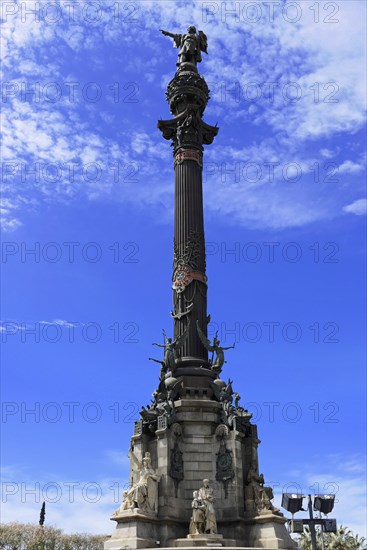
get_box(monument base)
[105,512,296,549]
[105,509,160,549]
[243,513,297,549]
[176,533,237,547]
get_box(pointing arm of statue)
[129,448,141,470]
[222,343,236,350]
[160,29,175,38]
[152,329,167,347]
[160,29,182,48]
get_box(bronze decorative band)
[174,149,203,167]
[172,264,207,292]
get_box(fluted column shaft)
[174,158,207,360]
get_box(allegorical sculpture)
[197,321,235,374]
[198,479,218,535]
[114,451,160,516]
[246,466,280,516]
[189,491,206,535]
[151,320,190,373]
[160,26,208,70]
[215,425,234,499]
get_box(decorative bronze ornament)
[172,265,207,292]
[174,149,203,167]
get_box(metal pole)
[319,512,325,550]
[308,495,318,550]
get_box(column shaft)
[174,159,208,360]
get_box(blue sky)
[1,0,366,540]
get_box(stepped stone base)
[176,533,236,547]
[104,527,296,549]
[104,512,296,549]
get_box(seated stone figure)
[114,451,160,516]
[245,466,280,515]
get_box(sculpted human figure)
[198,479,217,534]
[152,320,190,372]
[197,321,235,374]
[119,450,160,514]
[234,392,241,408]
[148,357,167,381]
[246,466,279,515]
[189,490,206,535]
[160,26,208,68]
[112,489,134,516]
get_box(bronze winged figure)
[152,319,190,372]
[196,320,235,374]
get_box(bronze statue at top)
[160,26,208,71]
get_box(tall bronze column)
[158,27,218,365]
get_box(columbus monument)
[105,27,296,549]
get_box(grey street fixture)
[314,494,335,515]
[281,493,337,550]
[281,493,305,516]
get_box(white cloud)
[343,198,367,216]
[0,212,23,232]
[0,455,131,536]
[338,160,365,174]
[1,0,366,231]
[40,320,82,328]
[0,319,83,331]
[320,148,337,159]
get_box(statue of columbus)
[160,26,208,69]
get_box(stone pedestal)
[105,397,296,549]
[176,535,224,548]
[176,534,237,547]
[243,513,296,549]
[105,510,160,550]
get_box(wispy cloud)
[343,198,367,216]
[0,459,130,535]
[0,319,82,330]
[1,0,366,231]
